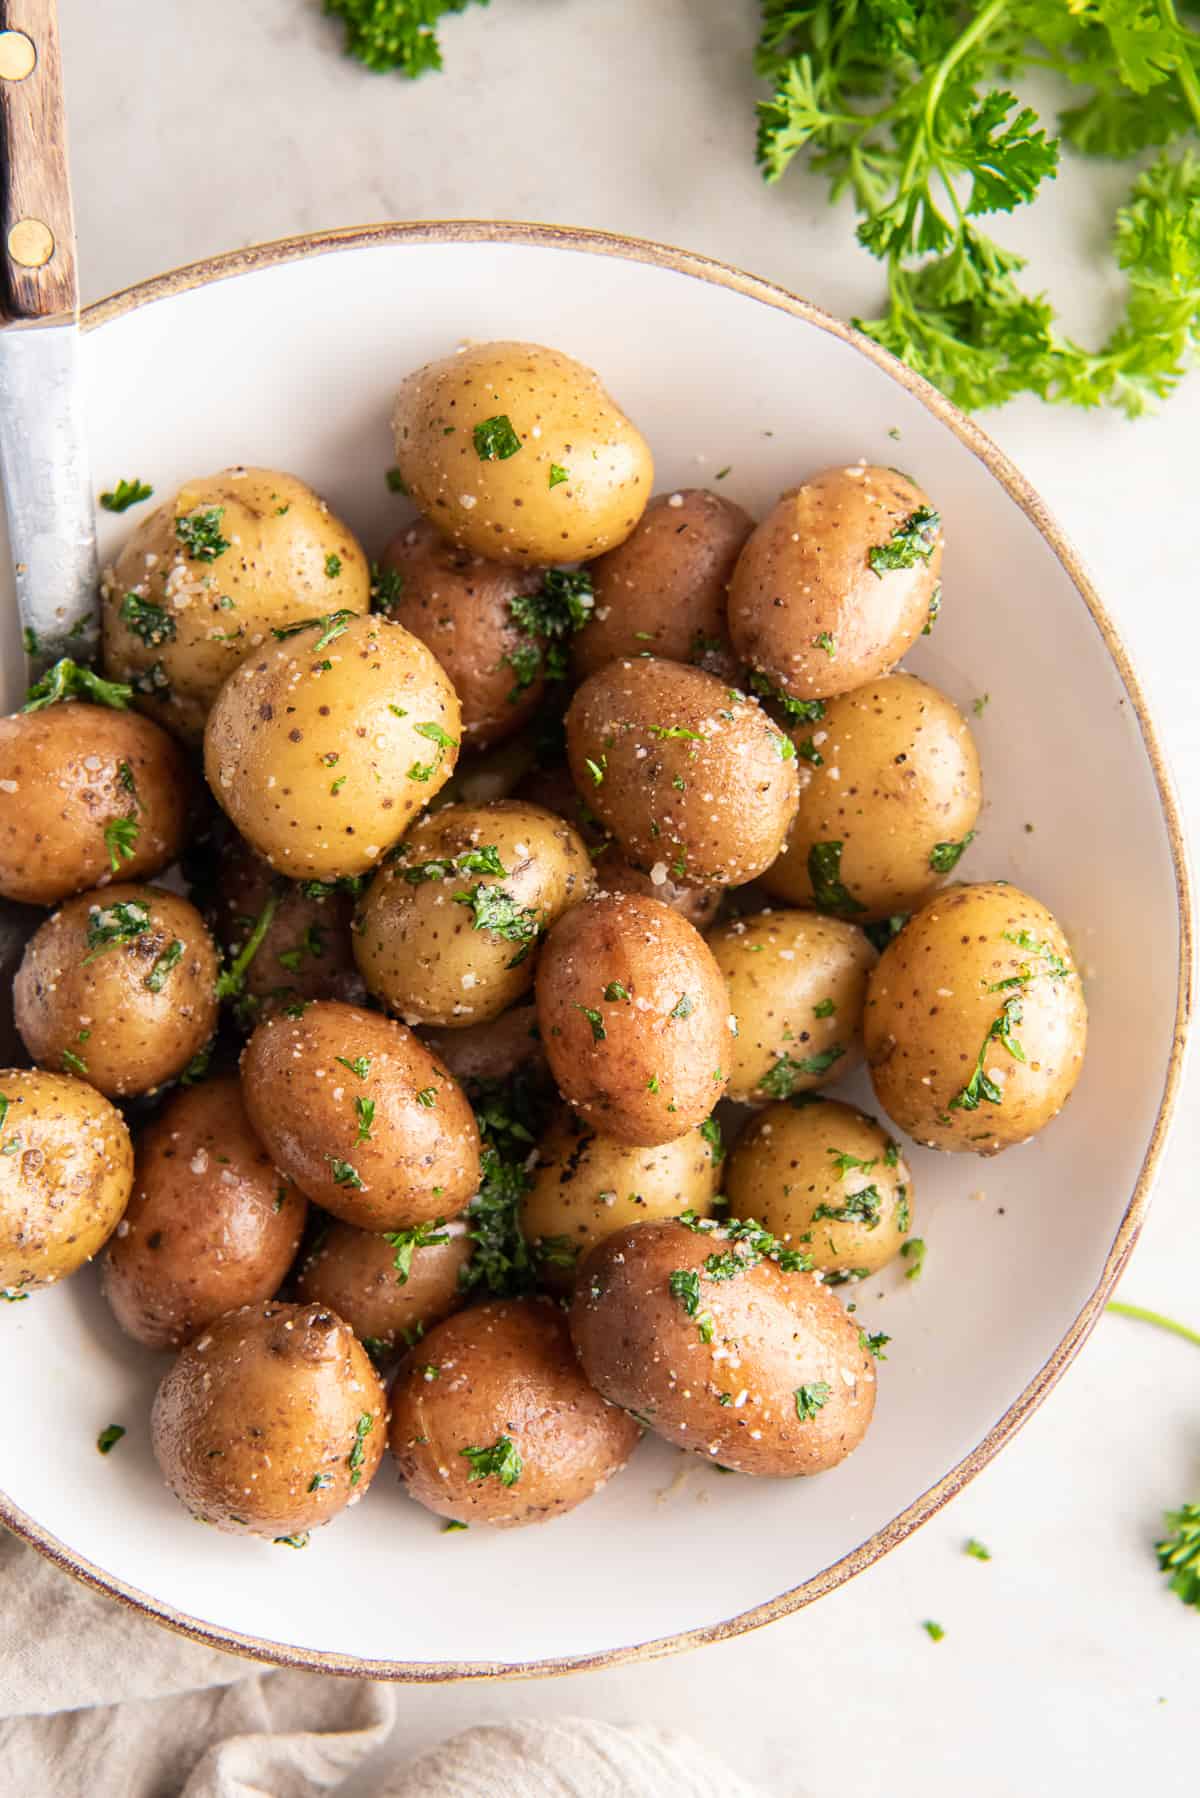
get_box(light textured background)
[54,2,1200,1791]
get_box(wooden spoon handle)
[0,0,77,320]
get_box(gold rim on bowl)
[2,218,1193,1682]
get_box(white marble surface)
[56,2,1199,1791]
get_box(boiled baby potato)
[0,701,192,907]
[240,1000,481,1229]
[864,881,1087,1153]
[296,1216,472,1354]
[204,611,462,881]
[355,801,593,1027]
[101,468,370,742]
[572,488,750,680]
[102,1076,307,1350]
[375,518,551,747]
[210,834,363,1019]
[726,1098,913,1279]
[728,466,943,703]
[151,1300,387,1538]
[520,1108,721,1290]
[0,1069,133,1298]
[14,883,219,1097]
[391,340,653,564]
[566,657,799,887]
[708,909,877,1102]
[388,1296,641,1528]
[761,673,981,920]
[570,1217,876,1475]
[421,1002,543,1086]
[536,891,734,1146]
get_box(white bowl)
[0,222,1190,1678]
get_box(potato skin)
[726,1099,913,1277]
[203,612,462,881]
[519,1109,721,1290]
[101,1076,306,1349]
[388,1297,641,1527]
[354,801,594,1028]
[296,1218,471,1351]
[391,341,654,564]
[421,1003,543,1086]
[761,674,981,920]
[864,882,1088,1153]
[572,489,750,681]
[728,467,943,703]
[0,703,192,907]
[151,1301,387,1537]
[14,883,219,1097]
[566,658,798,887]
[0,1069,133,1296]
[708,909,877,1103]
[210,836,364,1017]
[536,892,734,1146]
[101,468,371,743]
[570,1219,876,1475]
[240,1001,481,1229]
[376,519,546,747]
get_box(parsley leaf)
[453,883,541,950]
[175,507,229,562]
[868,506,942,576]
[794,1382,831,1423]
[96,1424,126,1454]
[103,815,140,873]
[461,1435,522,1486]
[758,1044,844,1099]
[23,660,132,714]
[575,1004,606,1043]
[503,568,595,698]
[83,899,151,962]
[929,831,976,873]
[347,1413,374,1485]
[807,841,866,917]
[120,593,176,646]
[384,1218,449,1283]
[99,478,153,512]
[324,0,491,79]
[473,414,522,460]
[329,1157,364,1189]
[901,1237,926,1280]
[949,995,1025,1112]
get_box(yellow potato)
[708,909,877,1103]
[760,673,982,920]
[864,882,1088,1153]
[391,341,654,563]
[203,612,461,880]
[101,468,370,742]
[726,1099,913,1278]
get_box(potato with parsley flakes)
[354,801,593,1028]
[519,1108,722,1292]
[421,1001,544,1085]
[296,1216,472,1354]
[569,1217,877,1476]
[101,1076,306,1350]
[209,834,364,1020]
[728,466,943,704]
[865,881,1087,1154]
[13,883,219,1097]
[203,611,461,881]
[0,1069,133,1298]
[535,891,733,1147]
[571,488,750,681]
[565,657,799,887]
[390,341,654,564]
[0,701,192,907]
[388,1297,641,1528]
[725,1099,913,1279]
[760,673,982,920]
[100,468,370,744]
[707,909,876,1104]
[151,1300,387,1538]
[240,1000,481,1230]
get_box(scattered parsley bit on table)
[922,1620,945,1643]
[1107,1299,1200,1609]
[97,1425,125,1455]
[964,1537,992,1561]
[901,1238,927,1281]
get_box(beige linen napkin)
[0,1529,763,1797]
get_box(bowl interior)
[0,229,1185,1674]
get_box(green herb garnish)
[794,1383,831,1422]
[384,1218,449,1283]
[347,1412,374,1485]
[868,507,942,576]
[758,1044,844,1099]
[97,1425,125,1454]
[175,507,229,562]
[24,660,132,714]
[83,899,151,963]
[99,478,153,512]
[329,1158,364,1189]
[103,815,140,873]
[145,940,183,994]
[808,841,866,917]
[929,831,976,874]
[120,593,176,646]
[461,1435,522,1485]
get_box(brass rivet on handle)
[8,218,54,268]
[0,30,36,81]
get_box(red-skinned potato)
[296,1216,472,1352]
[570,1218,877,1475]
[102,1076,307,1349]
[209,835,364,1019]
[388,1297,641,1527]
[535,892,734,1146]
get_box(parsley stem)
[1158,0,1200,131]
[1106,1301,1200,1351]
[215,884,283,999]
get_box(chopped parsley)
[415,1087,437,1107]
[647,724,706,743]
[794,1383,831,1422]
[668,993,695,1021]
[576,1004,606,1043]
[120,592,176,646]
[347,1412,374,1485]
[813,630,836,657]
[929,831,976,873]
[812,1186,884,1230]
[868,506,941,576]
[965,1537,992,1562]
[103,815,140,873]
[699,1117,724,1161]
[408,719,458,782]
[99,478,153,512]
[503,568,595,697]
[61,1049,88,1076]
[371,563,404,609]
[384,1218,449,1283]
[277,922,326,974]
[1001,928,1071,979]
[922,1621,946,1643]
[83,898,151,962]
[548,463,569,488]
[828,1149,877,1179]
[23,659,132,714]
[271,609,357,651]
[758,1044,845,1099]
[603,981,630,1003]
[175,506,229,562]
[214,886,282,1001]
[273,1533,310,1549]
[584,756,605,786]
[402,845,506,884]
[745,670,826,725]
[386,466,408,493]
[901,1237,926,1280]
[461,1435,523,1485]
[325,553,343,578]
[808,841,866,916]
[354,1096,375,1142]
[96,1425,125,1454]
[949,995,1025,1112]
[668,1268,703,1315]
[329,1157,364,1189]
[813,997,835,1018]
[922,583,942,635]
[336,1055,371,1078]
[145,940,183,994]
[533,1234,579,1269]
[796,735,824,766]
[859,1329,891,1360]
[1158,1504,1200,1609]
[473,415,522,460]
[453,882,540,951]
